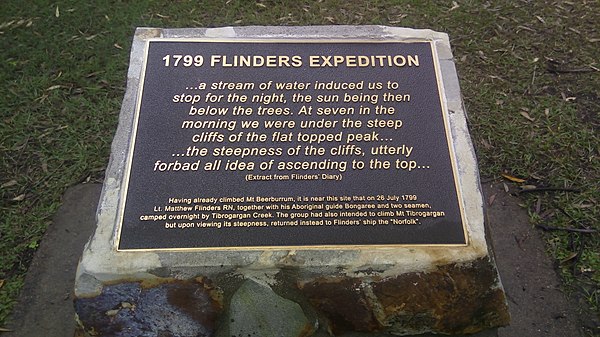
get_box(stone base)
[76,261,507,337]
[299,259,507,335]
[75,26,509,337]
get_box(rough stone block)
[75,279,221,336]
[217,280,314,337]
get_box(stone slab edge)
[75,25,491,297]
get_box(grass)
[0,0,154,324]
[1,0,598,333]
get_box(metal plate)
[116,40,467,250]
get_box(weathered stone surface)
[75,279,221,337]
[218,280,314,337]
[299,258,508,336]
[372,258,509,335]
[299,278,381,334]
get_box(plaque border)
[114,38,469,252]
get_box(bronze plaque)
[116,39,467,250]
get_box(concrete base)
[74,26,509,336]
[5,184,102,337]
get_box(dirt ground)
[484,181,594,336]
[2,182,595,336]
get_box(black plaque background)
[117,40,466,250]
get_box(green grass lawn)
[1,0,598,333]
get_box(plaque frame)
[114,38,469,251]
